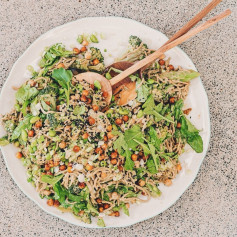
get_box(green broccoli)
[90,47,104,62]
[88,62,105,73]
[71,58,90,71]
[129,35,143,47]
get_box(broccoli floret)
[71,58,90,71]
[88,62,105,73]
[90,47,104,62]
[129,35,143,47]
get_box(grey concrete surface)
[0,0,236,236]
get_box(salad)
[0,34,203,227]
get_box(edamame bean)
[48,130,56,137]
[90,34,99,43]
[30,116,40,124]
[21,130,28,142]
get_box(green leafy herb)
[148,143,159,171]
[97,218,105,227]
[146,183,161,197]
[149,126,162,150]
[52,68,73,105]
[160,69,200,82]
[0,136,9,146]
[136,78,150,102]
[180,116,203,153]
[16,84,39,105]
[41,174,63,185]
[124,125,143,150]
[122,203,130,216]
[11,114,33,140]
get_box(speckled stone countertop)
[0,0,236,236]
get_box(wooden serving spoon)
[76,7,230,105]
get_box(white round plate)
[0,17,210,228]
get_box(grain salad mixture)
[0,34,203,227]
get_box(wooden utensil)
[76,7,231,105]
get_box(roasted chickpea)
[35,121,42,128]
[131,154,138,161]
[95,147,103,154]
[28,130,34,137]
[103,203,110,209]
[82,133,89,139]
[57,63,65,69]
[16,152,23,159]
[59,165,66,171]
[29,80,36,87]
[177,122,182,129]
[92,105,99,112]
[122,115,129,122]
[85,164,94,171]
[111,151,118,159]
[93,58,100,65]
[78,182,86,189]
[115,118,123,125]
[47,199,54,206]
[101,172,107,179]
[98,206,104,213]
[118,165,123,172]
[56,105,61,111]
[54,161,59,167]
[176,164,182,172]
[73,145,80,152]
[96,198,102,204]
[90,84,95,90]
[103,135,108,142]
[54,200,60,207]
[164,179,172,186]
[168,64,174,70]
[169,97,175,104]
[80,95,88,102]
[73,47,80,55]
[44,164,50,171]
[110,158,118,165]
[107,125,112,132]
[82,90,89,96]
[101,143,108,150]
[82,40,89,46]
[80,46,87,52]
[88,116,96,125]
[86,98,92,104]
[158,59,165,65]
[138,179,146,187]
[59,141,66,149]
[107,132,114,139]
[67,166,73,173]
[98,154,105,160]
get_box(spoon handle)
[110,9,231,87]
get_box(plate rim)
[0,16,211,229]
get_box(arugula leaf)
[41,174,63,185]
[39,43,72,68]
[149,126,162,150]
[16,84,39,104]
[30,98,40,116]
[146,157,157,174]
[11,114,33,140]
[124,125,143,150]
[133,139,150,156]
[53,182,67,203]
[113,132,134,171]
[159,69,200,82]
[52,68,73,105]
[180,116,203,153]
[136,82,150,102]
[97,218,106,227]
[0,136,9,146]
[143,95,174,123]
[146,183,161,197]
[21,100,30,116]
[122,203,129,216]
[148,143,159,170]
[174,99,184,120]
